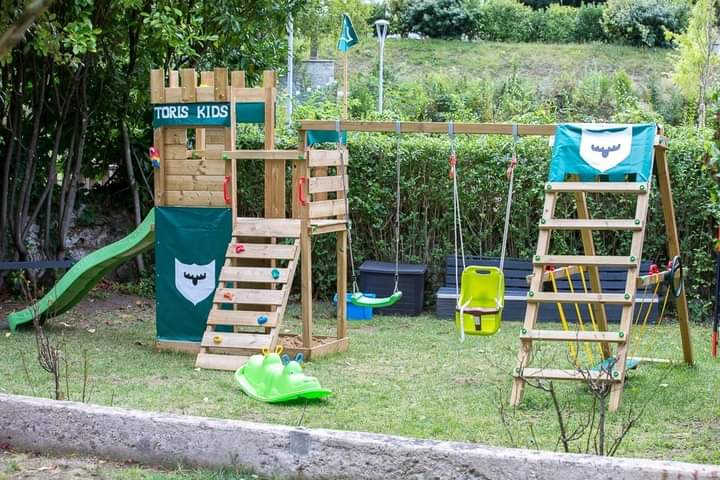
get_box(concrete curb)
[1,393,718,479]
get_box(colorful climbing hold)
[235,244,245,254]
[257,315,269,325]
[271,268,280,280]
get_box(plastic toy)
[235,349,330,403]
[149,146,160,168]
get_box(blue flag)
[337,13,358,53]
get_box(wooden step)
[233,218,301,238]
[201,331,272,350]
[544,182,648,194]
[214,287,285,305]
[533,255,638,267]
[527,292,633,304]
[539,219,642,231]
[195,352,250,371]
[515,368,618,382]
[207,309,279,327]
[520,329,626,343]
[219,266,290,283]
[225,243,297,260]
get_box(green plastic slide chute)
[235,353,331,403]
[350,291,402,308]
[6,209,156,331]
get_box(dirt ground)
[0,448,123,479]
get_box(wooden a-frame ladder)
[510,131,694,412]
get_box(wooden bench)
[435,256,659,323]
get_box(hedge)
[391,0,689,46]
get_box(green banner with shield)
[155,207,231,342]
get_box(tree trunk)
[122,119,145,273]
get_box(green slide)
[6,209,156,331]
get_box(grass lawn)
[1,291,718,466]
[315,38,673,89]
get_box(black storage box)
[358,261,427,316]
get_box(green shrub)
[472,0,534,42]
[602,0,689,47]
[534,4,579,43]
[403,0,475,38]
[574,4,605,42]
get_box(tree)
[0,0,305,289]
[671,0,720,128]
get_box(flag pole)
[343,51,349,119]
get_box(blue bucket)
[332,292,376,320]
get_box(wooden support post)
[574,191,611,358]
[150,69,165,206]
[263,71,284,219]
[511,192,557,406]
[655,143,694,366]
[297,129,312,349]
[337,229,347,339]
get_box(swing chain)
[336,119,360,294]
[499,124,518,272]
[394,120,402,293]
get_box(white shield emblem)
[174,259,215,305]
[579,127,632,172]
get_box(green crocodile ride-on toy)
[235,351,331,403]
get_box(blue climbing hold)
[281,353,291,365]
[257,315,269,325]
[294,353,304,364]
[271,268,280,280]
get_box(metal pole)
[375,20,389,114]
[287,14,294,126]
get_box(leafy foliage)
[404,0,475,39]
[601,0,689,47]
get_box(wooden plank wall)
[149,67,275,212]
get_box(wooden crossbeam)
[527,292,633,304]
[539,219,642,231]
[545,182,648,193]
[520,330,626,343]
[533,255,637,267]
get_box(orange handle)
[223,176,231,205]
[298,176,308,206]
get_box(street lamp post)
[374,19,389,114]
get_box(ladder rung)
[520,329,626,343]
[545,182,648,194]
[539,219,642,231]
[233,218,301,238]
[533,255,637,267]
[214,288,285,305]
[201,331,272,350]
[527,292,633,304]
[195,352,250,371]
[220,266,290,284]
[226,243,298,260]
[207,309,279,327]
[516,368,618,381]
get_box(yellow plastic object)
[454,266,504,336]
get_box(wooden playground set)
[7,66,693,413]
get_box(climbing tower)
[510,123,694,411]
[150,67,349,370]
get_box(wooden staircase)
[195,217,301,371]
[510,181,650,411]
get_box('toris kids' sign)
[152,102,265,127]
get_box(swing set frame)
[296,120,694,379]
